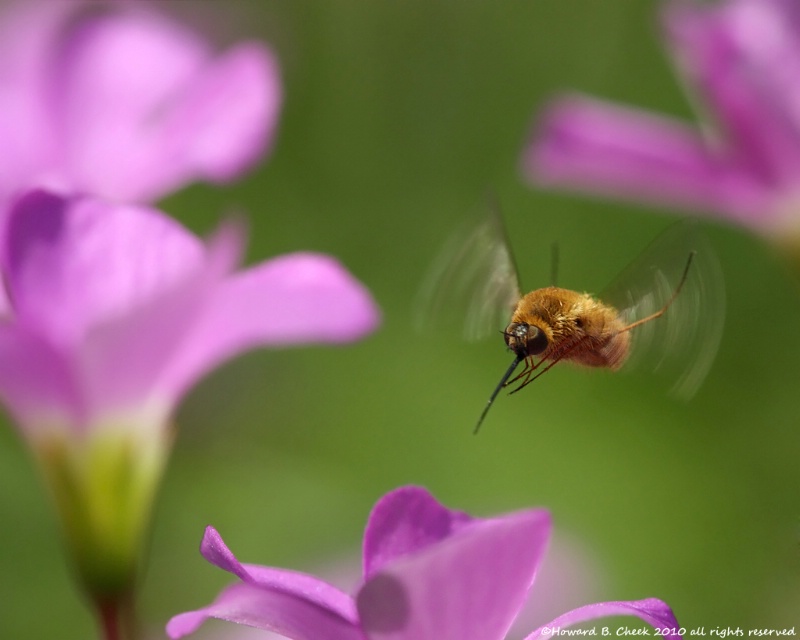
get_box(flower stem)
[95,591,138,640]
[30,424,170,640]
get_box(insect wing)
[415,213,522,342]
[599,221,725,399]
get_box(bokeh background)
[0,1,798,637]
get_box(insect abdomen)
[572,330,630,369]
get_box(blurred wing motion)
[414,211,521,341]
[599,221,725,400]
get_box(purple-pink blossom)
[0,188,379,437]
[0,0,280,205]
[167,486,682,640]
[0,187,379,604]
[524,0,800,237]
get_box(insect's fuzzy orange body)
[415,211,722,433]
[508,287,630,370]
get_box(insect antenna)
[474,355,523,435]
[550,241,559,286]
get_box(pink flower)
[0,189,378,437]
[0,187,379,601]
[0,0,280,204]
[524,0,800,238]
[167,486,682,640]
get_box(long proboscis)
[473,355,523,435]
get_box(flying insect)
[416,213,725,433]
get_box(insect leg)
[505,353,544,387]
[619,250,696,333]
[506,337,589,394]
[507,361,558,393]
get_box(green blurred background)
[0,1,798,636]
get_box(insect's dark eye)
[527,326,548,355]
[504,322,529,357]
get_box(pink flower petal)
[0,1,70,79]
[0,190,245,427]
[160,252,380,402]
[0,325,79,429]
[663,0,800,186]
[2,190,205,348]
[47,6,210,201]
[161,42,282,183]
[523,598,683,640]
[362,486,474,579]
[166,582,363,640]
[166,527,360,640]
[526,0,800,233]
[0,1,69,198]
[356,506,552,640]
[201,527,357,620]
[0,190,378,430]
[78,223,241,421]
[168,489,684,640]
[0,1,282,203]
[526,94,774,223]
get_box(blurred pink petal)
[162,252,380,402]
[3,190,205,347]
[665,0,800,184]
[0,189,379,434]
[527,95,773,224]
[525,0,800,235]
[0,324,77,428]
[162,42,282,183]
[0,1,281,204]
[0,187,377,608]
